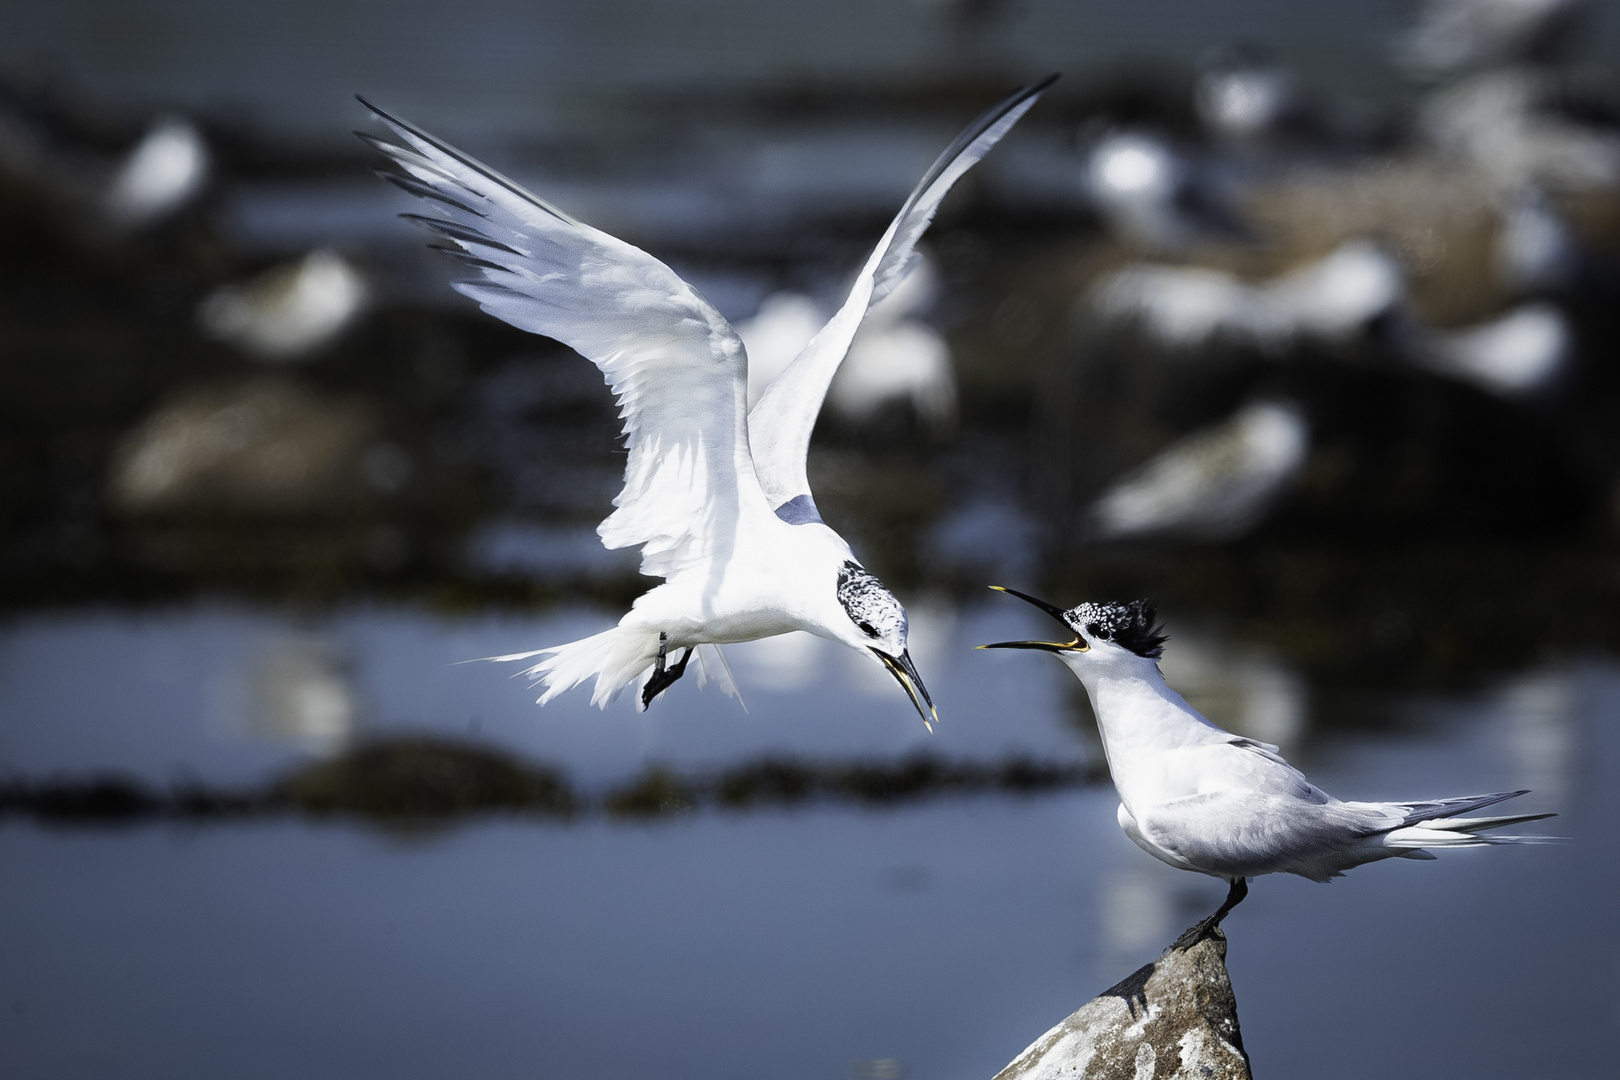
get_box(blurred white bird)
[1419,70,1620,192]
[1086,399,1309,542]
[1092,232,1571,398]
[1090,241,1404,352]
[1194,47,1303,146]
[360,76,1056,719]
[740,256,957,428]
[1396,0,1585,75]
[1081,129,1242,249]
[243,635,359,752]
[981,590,1555,941]
[1493,187,1578,293]
[831,318,957,428]
[103,115,211,227]
[1405,301,1572,396]
[829,255,957,428]
[198,249,371,361]
[738,292,826,408]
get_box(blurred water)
[0,604,1611,1078]
[0,602,1085,787]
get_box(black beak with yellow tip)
[874,648,938,731]
[977,585,1090,653]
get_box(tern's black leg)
[1172,877,1249,950]
[641,633,693,709]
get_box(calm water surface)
[0,604,1611,1078]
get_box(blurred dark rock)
[604,765,699,818]
[712,758,818,808]
[0,774,167,823]
[993,931,1250,1080]
[610,754,1099,818]
[279,736,577,821]
[0,751,1097,828]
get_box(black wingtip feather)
[379,170,488,216]
[355,93,406,130]
[901,73,1060,211]
[1398,790,1534,825]
[427,243,508,272]
[399,213,525,256]
[356,95,582,229]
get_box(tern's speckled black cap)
[1067,600,1167,659]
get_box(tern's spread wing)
[747,75,1057,515]
[359,98,771,579]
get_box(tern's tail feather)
[503,626,663,709]
[486,629,745,711]
[1382,790,1559,850]
[691,643,746,711]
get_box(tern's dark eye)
[857,621,879,638]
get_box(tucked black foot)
[1173,876,1248,950]
[641,633,693,709]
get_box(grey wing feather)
[747,75,1057,510]
[358,96,771,579]
[1395,790,1530,826]
[1141,792,1381,878]
[1212,736,1330,803]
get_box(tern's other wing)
[359,99,771,579]
[747,75,1056,515]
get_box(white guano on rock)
[992,932,1251,1080]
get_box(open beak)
[977,585,1088,653]
[874,647,938,732]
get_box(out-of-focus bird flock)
[4,0,1620,688]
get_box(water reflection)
[1097,866,1177,958]
[229,633,359,753]
[1492,670,1579,800]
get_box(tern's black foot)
[641,633,693,710]
[1172,877,1248,950]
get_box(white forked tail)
[486,626,661,709]
[484,629,744,711]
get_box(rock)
[992,931,1251,1080]
[280,736,577,821]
